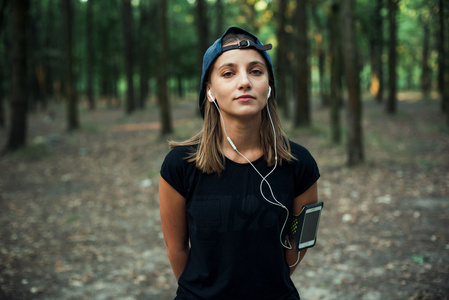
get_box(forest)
[1,0,448,159]
[1,0,449,299]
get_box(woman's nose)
[237,72,251,90]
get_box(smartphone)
[289,202,323,251]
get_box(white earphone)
[209,83,293,256]
[208,90,215,102]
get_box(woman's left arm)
[285,182,318,275]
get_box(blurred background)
[1,0,448,299]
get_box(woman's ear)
[207,89,215,103]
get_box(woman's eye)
[222,71,233,78]
[251,69,263,75]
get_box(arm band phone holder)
[289,202,324,252]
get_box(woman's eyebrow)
[248,61,266,68]
[217,60,266,70]
[217,62,237,70]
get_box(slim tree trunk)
[215,0,223,38]
[4,0,29,152]
[62,0,79,131]
[311,5,327,107]
[438,0,449,123]
[386,0,398,114]
[158,0,172,135]
[0,0,8,128]
[138,2,151,109]
[342,0,364,166]
[294,0,310,127]
[421,22,431,102]
[374,0,384,103]
[329,1,342,144]
[86,0,95,110]
[370,0,384,103]
[276,0,289,117]
[196,0,208,64]
[122,0,135,114]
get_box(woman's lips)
[236,94,255,101]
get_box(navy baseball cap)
[198,26,275,118]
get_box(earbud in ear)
[208,90,215,102]
[267,86,272,100]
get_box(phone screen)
[298,207,321,248]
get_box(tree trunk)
[62,0,79,131]
[294,0,310,127]
[342,0,364,166]
[421,22,431,102]
[138,1,151,109]
[196,0,208,64]
[438,0,449,123]
[0,0,8,128]
[158,0,172,135]
[86,0,95,110]
[0,0,7,128]
[44,0,56,104]
[122,0,135,114]
[386,0,398,114]
[4,0,29,152]
[329,1,342,144]
[311,5,327,107]
[372,0,384,103]
[215,0,223,38]
[275,0,289,117]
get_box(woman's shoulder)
[166,145,195,158]
[163,145,196,166]
[288,140,314,159]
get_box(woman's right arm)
[159,177,190,281]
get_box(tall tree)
[294,0,310,127]
[0,0,8,128]
[275,0,289,117]
[158,0,172,134]
[196,0,209,67]
[311,4,327,107]
[86,0,95,110]
[122,0,135,114]
[420,19,431,102]
[4,0,29,152]
[342,0,364,166]
[373,0,384,103]
[62,0,79,131]
[329,1,342,144]
[386,0,399,114]
[438,0,449,122]
[215,0,224,37]
[138,1,152,109]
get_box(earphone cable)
[213,98,293,250]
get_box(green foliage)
[0,0,444,108]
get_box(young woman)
[159,27,320,300]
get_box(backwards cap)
[198,26,275,118]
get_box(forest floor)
[1,93,449,300]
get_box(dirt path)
[1,96,448,299]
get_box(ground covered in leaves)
[1,94,448,300]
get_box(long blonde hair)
[169,33,293,175]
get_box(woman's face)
[207,46,270,120]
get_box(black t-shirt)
[160,141,320,300]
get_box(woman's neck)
[221,115,263,163]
